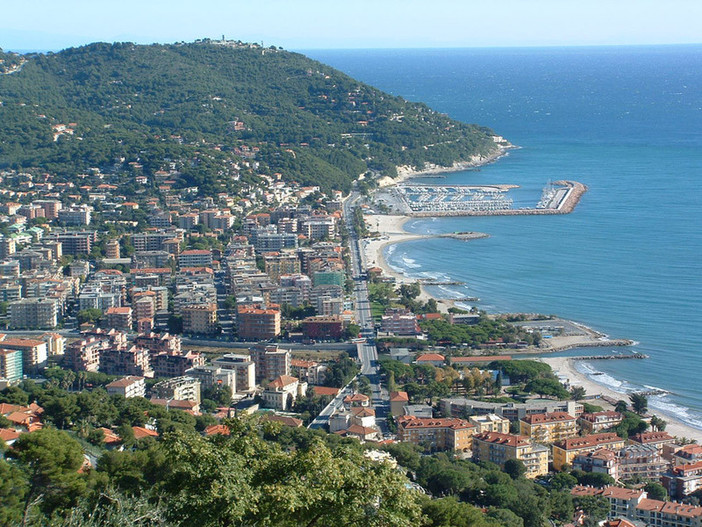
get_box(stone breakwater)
[408,181,588,217]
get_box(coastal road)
[343,192,391,432]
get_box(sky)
[3,0,702,52]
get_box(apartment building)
[106,376,146,398]
[212,353,256,393]
[152,376,201,403]
[469,414,511,434]
[178,249,213,268]
[578,411,624,434]
[182,303,218,334]
[0,337,49,372]
[9,298,58,329]
[519,411,577,444]
[552,433,626,471]
[252,344,290,383]
[261,375,306,411]
[472,432,550,478]
[397,415,476,452]
[0,349,23,383]
[237,305,280,340]
[105,306,133,331]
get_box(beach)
[541,356,702,443]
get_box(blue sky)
[3,0,702,52]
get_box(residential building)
[57,205,92,225]
[0,349,23,383]
[301,315,345,340]
[578,411,624,434]
[0,338,49,373]
[441,397,583,421]
[237,305,280,340]
[261,375,306,411]
[106,376,146,398]
[152,376,201,403]
[571,485,702,527]
[663,461,702,499]
[263,252,301,283]
[381,309,420,336]
[472,432,550,478]
[252,344,289,383]
[397,415,476,452]
[182,303,218,334]
[105,306,133,331]
[178,249,213,268]
[469,414,511,434]
[552,433,626,471]
[389,391,409,416]
[186,365,236,392]
[519,411,577,444]
[9,298,58,329]
[628,431,676,453]
[100,345,153,377]
[414,353,446,367]
[212,354,256,393]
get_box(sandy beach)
[541,356,702,443]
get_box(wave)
[648,395,702,431]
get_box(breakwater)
[572,352,648,360]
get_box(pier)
[419,280,466,286]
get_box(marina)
[380,180,586,217]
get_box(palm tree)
[629,393,648,415]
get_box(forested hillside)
[0,41,499,194]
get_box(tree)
[504,459,527,480]
[570,386,586,400]
[77,308,103,324]
[420,496,492,527]
[0,459,28,527]
[615,400,629,413]
[650,415,667,431]
[574,495,610,524]
[644,482,668,501]
[630,393,648,415]
[8,428,87,514]
[550,471,578,491]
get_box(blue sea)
[306,46,702,430]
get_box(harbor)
[377,180,587,217]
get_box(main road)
[310,192,390,431]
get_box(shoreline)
[541,356,702,443]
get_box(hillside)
[0,40,500,195]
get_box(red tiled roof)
[268,375,299,389]
[472,431,529,446]
[389,391,409,402]
[630,431,675,444]
[132,426,158,440]
[262,414,303,428]
[204,424,230,436]
[522,411,575,424]
[343,393,369,403]
[415,353,445,362]
[555,433,623,451]
[310,386,339,397]
[0,428,21,443]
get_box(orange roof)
[268,375,299,389]
[343,393,369,403]
[389,391,409,402]
[310,386,340,397]
[0,338,45,347]
[659,501,702,518]
[473,431,528,446]
[415,353,445,362]
[344,424,378,437]
[132,426,158,440]
[555,433,623,451]
[98,427,122,445]
[601,486,645,500]
[106,376,144,388]
[351,407,376,418]
[204,424,230,436]
[0,428,21,442]
[630,431,675,444]
[522,411,575,424]
[106,307,132,315]
[0,403,24,415]
[398,415,475,431]
[180,249,211,255]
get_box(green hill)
[0,40,500,195]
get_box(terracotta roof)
[578,411,623,422]
[106,307,132,315]
[554,433,623,451]
[343,393,369,403]
[351,407,376,418]
[132,426,158,440]
[659,501,702,518]
[290,358,317,368]
[344,424,378,437]
[0,338,45,347]
[98,427,122,445]
[601,487,645,500]
[180,249,212,255]
[204,424,230,436]
[389,391,409,402]
[630,431,675,444]
[309,386,340,397]
[415,353,445,362]
[0,428,21,443]
[106,376,144,389]
[268,375,299,389]
[522,411,575,424]
[0,403,24,415]
[472,431,530,446]
[398,415,475,431]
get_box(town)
[1,162,701,527]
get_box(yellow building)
[469,413,510,434]
[472,432,549,478]
[396,415,476,452]
[552,433,626,471]
[182,303,218,334]
[519,411,577,444]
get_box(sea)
[305,46,702,431]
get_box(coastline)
[541,356,702,443]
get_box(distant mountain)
[0,40,500,194]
